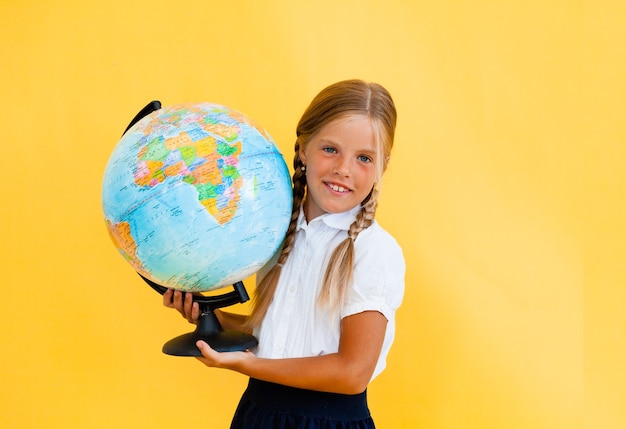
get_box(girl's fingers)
[191,301,200,323]
[184,292,195,323]
[163,288,199,324]
[195,340,219,366]
[162,288,174,308]
[172,290,184,312]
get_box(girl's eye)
[322,147,337,154]
[358,155,372,163]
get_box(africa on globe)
[102,103,293,292]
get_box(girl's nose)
[334,157,350,176]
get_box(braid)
[277,144,307,264]
[319,187,380,309]
[348,187,378,240]
[246,141,307,329]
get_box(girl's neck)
[302,198,324,223]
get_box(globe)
[102,102,293,293]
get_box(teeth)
[329,183,348,192]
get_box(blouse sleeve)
[341,225,405,321]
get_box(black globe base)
[163,310,258,356]
[137,274,259,357]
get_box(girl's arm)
[195,310,387,395]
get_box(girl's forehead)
[328,113,372,127]
[318,115,374,136]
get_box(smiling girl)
[165,79,405,428]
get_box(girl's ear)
[298,145,307,166]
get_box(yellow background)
[1,1,624,428]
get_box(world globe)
[102,102,293,293]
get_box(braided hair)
[247,79,396,328]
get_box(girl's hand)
[162,289,200,324]
[195,340,255,369]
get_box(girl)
[164,79,405,428]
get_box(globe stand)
[123,102,258,356]
[139,274,258,356]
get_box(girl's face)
[299,115,378,222]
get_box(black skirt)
[230,378,375,429]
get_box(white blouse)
[254,206,405,381]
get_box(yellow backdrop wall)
[1,1,624,428]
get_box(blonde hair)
[246,79,397,329]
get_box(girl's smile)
[326,182,350,193]
[299,115,377,222]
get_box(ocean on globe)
[102,103,293,292]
